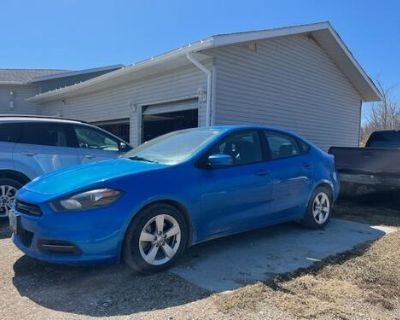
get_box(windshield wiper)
[128,156,158,163]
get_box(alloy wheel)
[0,185,18,217]
[312,192,330,225]
[138,214,181,266]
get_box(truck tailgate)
[329,147,400,176]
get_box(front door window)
[74,126,119,151]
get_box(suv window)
[210,130,262,166]
[74,125,119,151]
[0,122,21,142]
[264,131,302,160]
[20,122,71,147]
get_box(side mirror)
[207,154,233,168]
[119,142,131,152]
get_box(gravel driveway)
[0,220,286,320]
[0,196,397,320]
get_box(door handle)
[255,170,270,176]
[84,155,96,160]
[24,152,37,157]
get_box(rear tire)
[123,203,188,274]
[302,186,333,229]
[0,178,22,219]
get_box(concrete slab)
[170,219,392,292]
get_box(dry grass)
[214,230,400,319]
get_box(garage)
[29,23,381,150]
[142,99,199,142]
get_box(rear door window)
[263,131,302,160]
[20,122,73,147]
[0,122,21,142]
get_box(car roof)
[205,124,303,136]
[0,115,85,124]
[0,115,131,144]
[183,125,314,147]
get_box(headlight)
[51,188,121,212]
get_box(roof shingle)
[0,69,68,83]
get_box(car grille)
[18,224,34,248]
[15,200,42,216]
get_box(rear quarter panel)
[312,149,340,201]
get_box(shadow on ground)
[342,191,400,210]
[335,191,400,227]
[12,256,209,317]
[0,219,11,239]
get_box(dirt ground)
[214,228,400,320]
[0,193,399,320]
[334,192,400,227]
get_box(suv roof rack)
[0,114,87,123]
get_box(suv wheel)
[123,203,188,273]
[0,178,22,218]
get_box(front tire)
[0,178,22,219]
[302,186,332,229]
[123,203,188,274]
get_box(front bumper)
[9,203,126,265]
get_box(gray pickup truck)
[329,130,400,195]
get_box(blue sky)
[0,0,399,118]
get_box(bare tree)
[361,80,400,145]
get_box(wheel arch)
[316,181,334,193]
[150,199,194,246]
[120,198,194,260]
[310,180,336,203]
[0,170,31,185]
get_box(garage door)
[142,99,198,142]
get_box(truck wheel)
[0,178,22,218]
[123,203,188,274]
[302,186,333,229]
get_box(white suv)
[0,115,132,217]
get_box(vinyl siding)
[209,34,362,150]
[0,84,39,114]
[39,64,208,146]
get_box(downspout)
[186,53,212,127]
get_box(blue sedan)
[10,126,339,273]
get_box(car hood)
[23,158,167,197]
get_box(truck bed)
[329,147,400,176]
[329,147,400,189]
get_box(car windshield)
[123,129,221,165]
